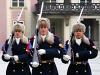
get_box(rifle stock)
[31,1,44,64]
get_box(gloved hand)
[12,55,19,62]
[3,54,12,60]
[31,62,39,68]
[63,55,71,61]
[38,49,46,55]
[76,53,79,58]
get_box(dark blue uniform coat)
[30,36,63,75]
[2,39,31,75]
[64,39,98,75]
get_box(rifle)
[2,8,24,63]
[77,7,84,23]
[31,1,44,66]
[67,7,84,62]
[7,7,24,55]
[6,33,14,56]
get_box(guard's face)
[39,21,48,36]
[14,29,22,38]
[74,29,84,39]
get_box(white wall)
[71,0,100,3]
[64,18,70,43]
[92,0,100,3]
[56,0,64,3]
[25,0,32,37]
[71,0,79,3]
[7,0,12,38]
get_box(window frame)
[80,0,92,3]
[11,0,24,8]
[45,0,56,3]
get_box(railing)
[35,3,100,15]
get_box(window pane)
[80,0,91,3]
[19,2,24,7]
[64,0,71,3]
[44,0,50,3]
[12,2,18,6]
[87,0,91,3]
[19,0,24,1]
[45,0,56,3]
[80,0,85,3]
[12,0,17,1]
[19,0,24,7]
[12,0,18,7]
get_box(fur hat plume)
[37,18,50,29]
[72,22,86,32]
[12,23,25,33]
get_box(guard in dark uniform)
[2,24,31,75]
[29,18,64,75]
[63,23,98,75]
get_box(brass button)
[40,72,42,74]
[22,69,24,71]
[49,71,51,72]
[13,70,15,72]
[76,71,78,73]
[84,70,87,72]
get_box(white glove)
[63,55,71,61]
[76,53,79,58]
[3,54,12,60]
[13,55,19,62]
[31,62,39,68]
[38,49,46,55]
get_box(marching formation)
[1,1,98,75]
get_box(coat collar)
[38,31,54,44]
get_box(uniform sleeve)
[61,41,70,63]
[77,39,98,59]
[63,40,69,54]
[45,36,64,58]
[18,53,32,63]
[2,40,10,62]
[18,38,33,63]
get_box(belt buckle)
[41,61,47,63]
[76,62,81,64]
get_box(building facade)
[35,0,100,49]
[0,0,100,49]
[0,0,37,49]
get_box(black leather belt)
[71,61,88,65]
[40,59,54,64]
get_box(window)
[80,0,91,3]
[64,0,70,3]
[45,0,56,3]
[12,0,24,7]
